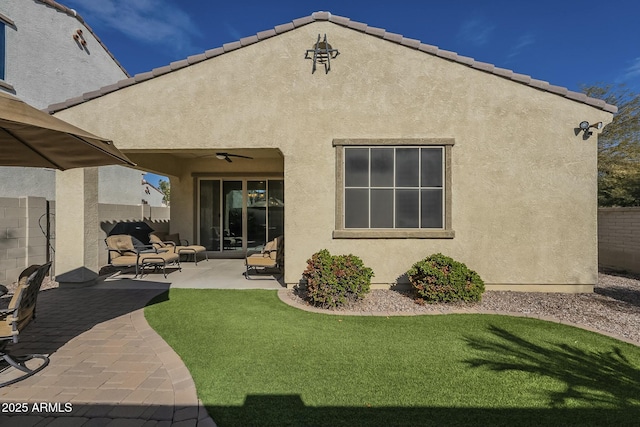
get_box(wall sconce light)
[575,121,603,139]
[305,34,339,74]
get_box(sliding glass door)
[223,181,243,252]
[199,180,222,252]
[199,179,284,254]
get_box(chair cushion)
[110,255,139,266]
[1,264,50,339]
[111,251,179,267]
[246,254,277,267]
[263,240,277,252]
[176,245,206,254]
[149,234,170,249]
[106,235,137,258]
[140,252,179,263]
[150,231,168,241]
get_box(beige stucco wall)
[54,21,612,291]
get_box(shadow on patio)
[0,286,167,361]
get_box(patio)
[97,258,284,290]
[0,259,282,425]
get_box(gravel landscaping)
[286,271,640,346]
[3,270,638,346]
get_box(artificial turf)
[144,289,640,427]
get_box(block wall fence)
[598,207,640,275]
[0,196,169,282]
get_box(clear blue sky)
[62,0,640,185]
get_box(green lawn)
[144,290,640,427]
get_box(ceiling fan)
[215,152,254,163]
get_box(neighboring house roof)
[47,11,617,114]
[35,0,130,78]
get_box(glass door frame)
[196,174,284,256]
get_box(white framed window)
[334,139,454,239]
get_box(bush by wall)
[302,249,374,309]
[407,253,484,303]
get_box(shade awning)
[0,91,135,170]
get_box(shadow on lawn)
[207,327,640,426]
[207,395,638,427]
[463,325,640,409]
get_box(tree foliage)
[158,179,170,206]
[582,84,640,206]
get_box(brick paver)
[0,288,215,426]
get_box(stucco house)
[142,179,167,207]
[50,12,616,292]
[0,0,143,204]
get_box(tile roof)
[47,11,617,114]
[36,0,130,78]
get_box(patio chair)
[0,262,52,387]
[244,236,283,279]
[106,234,181,278]
[149,232,209,265]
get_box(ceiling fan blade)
[214,152,254,161]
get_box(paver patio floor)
[0,279,219,426]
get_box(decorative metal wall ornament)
[305,34,339,74]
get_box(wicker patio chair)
[0,262,52,387]
[106,234,180,278]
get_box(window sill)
[333,229,455,239]
[0,80,15,92]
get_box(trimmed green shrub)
[407,253,484,303]
[302,249,374,309]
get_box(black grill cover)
[108,222,154,246]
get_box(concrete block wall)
[598,207,640,274]
[0,196,169,283]
[0,196,50,282]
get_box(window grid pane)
[395,189,419,228]
[344,146,444,230]
[395,148,420,187]
[371,148,394,187]
[371,189,394,228]
[345,148,369,187]
[345,188,369,228]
